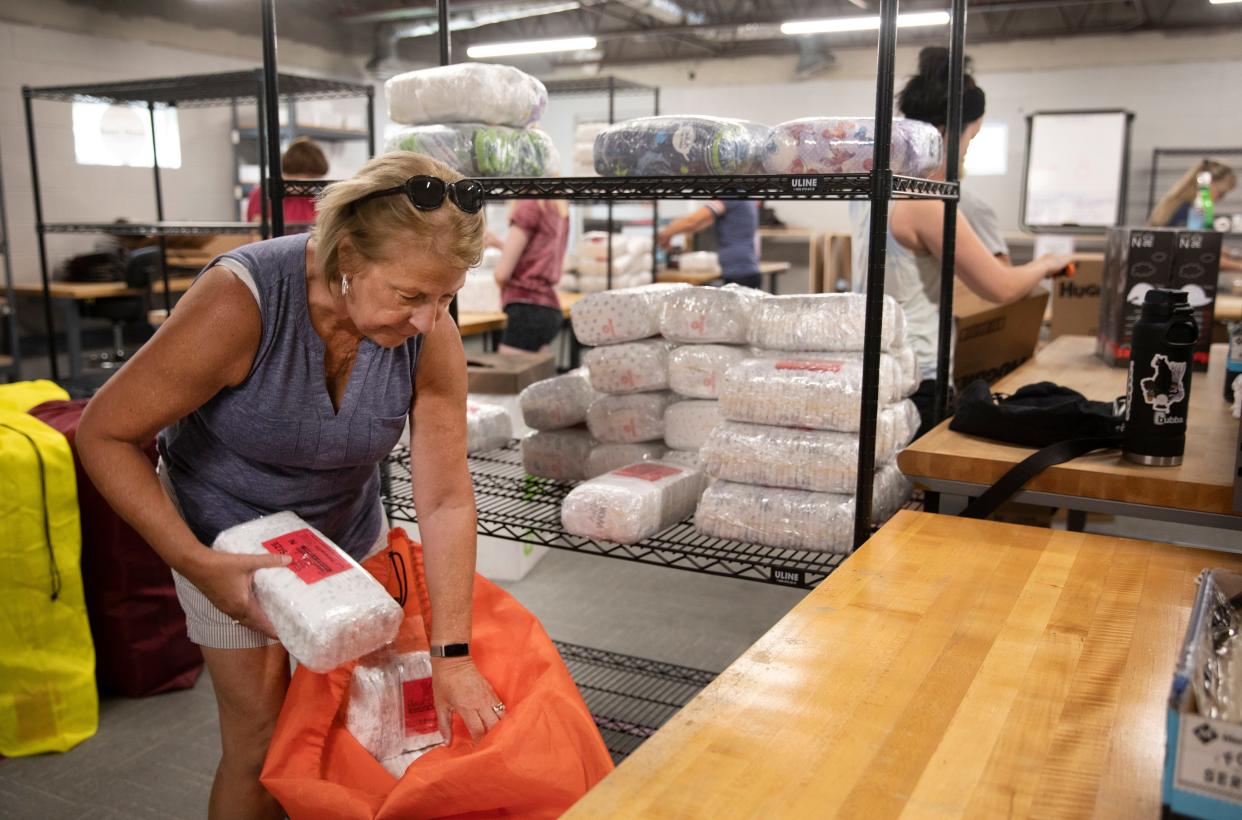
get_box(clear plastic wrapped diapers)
[582,340,673,395]
[562,461,708,544]
[213,512,403,672]
[586,442,668,479]
[761,117,943,177]
[519,370,599,432]
[386,63,547,128]
[571,284,689,346]
[521,429,598,482]
[385,124,560,178]
[667,345,748,399]
[693,464,912,553]
[701,409,914,494]
[747,293,907,353]
[593,116,769,176]
[466,401,513,454]
[659,284,764,345]
[664,400,722,452]
[586,392,677,444]
[719,356,904,431]
[347,649,445,774]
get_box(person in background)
[657,200,762,289]
[958,188,1010,264]
[486,199,569,354]
[246,137,329,226]
[1150,159,1242,273]
[849,47,1071,437]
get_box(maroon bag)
[29,400,203,697]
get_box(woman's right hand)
[187,550,291,638]
[1035,253,1075,278]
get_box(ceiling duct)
[615,0,706,25]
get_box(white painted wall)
[0,15,372,285]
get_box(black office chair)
[83,246,161,370]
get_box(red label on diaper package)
[261,528,350,585]
[614,463,682,482]
[775,360,843,373]
[402,677,438,736]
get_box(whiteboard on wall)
[1020,109,1134,233]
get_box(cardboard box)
[1170,230,1222,372]
[466,352,556,395]
[1097,227,1178,367]
[1050,253,1104,339]
[953,282,1050,389]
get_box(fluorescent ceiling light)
[781,11,951,35]
[1209,0,1242,5]
[467,36,598,58]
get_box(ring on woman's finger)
[491,703,506,718]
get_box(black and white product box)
[1169,230,1222,372]
[1098,227,1177,367]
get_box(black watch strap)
[430,642,470,658]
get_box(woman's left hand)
[432,656,504,743]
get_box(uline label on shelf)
[788,176,823,194]
[771,567,806,587]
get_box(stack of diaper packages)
[573,122,608,176]
[385,63,560,177]
[518,370,601,482]
[694,293,921,553]
[659,284,765,467]
[465,400,513,454]
[568,231,656,293]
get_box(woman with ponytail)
[850,46,1071,437]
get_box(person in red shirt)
[487,199,569,353]
[245,137,327,227]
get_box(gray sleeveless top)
[158,233,421,560]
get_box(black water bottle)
[1123,289,1198,466]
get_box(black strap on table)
[959,435,1123,521]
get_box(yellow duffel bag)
[0,409,97,756]
[0,379,70,414]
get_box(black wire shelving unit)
[383,443,849,588]
[21,69,374,383]
[0,128,18,382]
[554,641,716,764]
[264,0,967,762]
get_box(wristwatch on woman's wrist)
[430,643,470,658]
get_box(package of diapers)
[571,284,689,346]
[664,400,722,452]
[520,370,599,431]
[677,251,720,275]
[386,63,547,128]
[747,293,907,353]
[577,252,653,279]
[586,442,668,479]
[667,344,748,399]
[347,649,445,771]
[660,449,704,470]
[576,231,631,263]
[659,284,764,345]
[213,512,403,672]
[761,117,943,177]
[582,340,673,394]
[719,356,904,430]
[466,401,513,454]
[586,392,677,443]
[385,124,560,177]
[894,399,921,448]
[521,428,597,482]
[747,349,908,405]
[693,464,911,552]
[701,411,908,494]
[894,345,919,398]
[593,116,769,176]
[562,461,708,544]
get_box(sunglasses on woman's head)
[349,175,485,215]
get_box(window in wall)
[963,121,1007,177]
[72,102,182,169]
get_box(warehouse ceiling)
[57,0,1242,76]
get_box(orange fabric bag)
[261,528,614,819]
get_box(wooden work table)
[566,511,1242,819]
[655,261,792,287]
[13,276,196,299]
[457,291,583,339]
[899,335,1242,530]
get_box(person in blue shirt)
[658,199,761,289]
[1149,159,1235,228]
